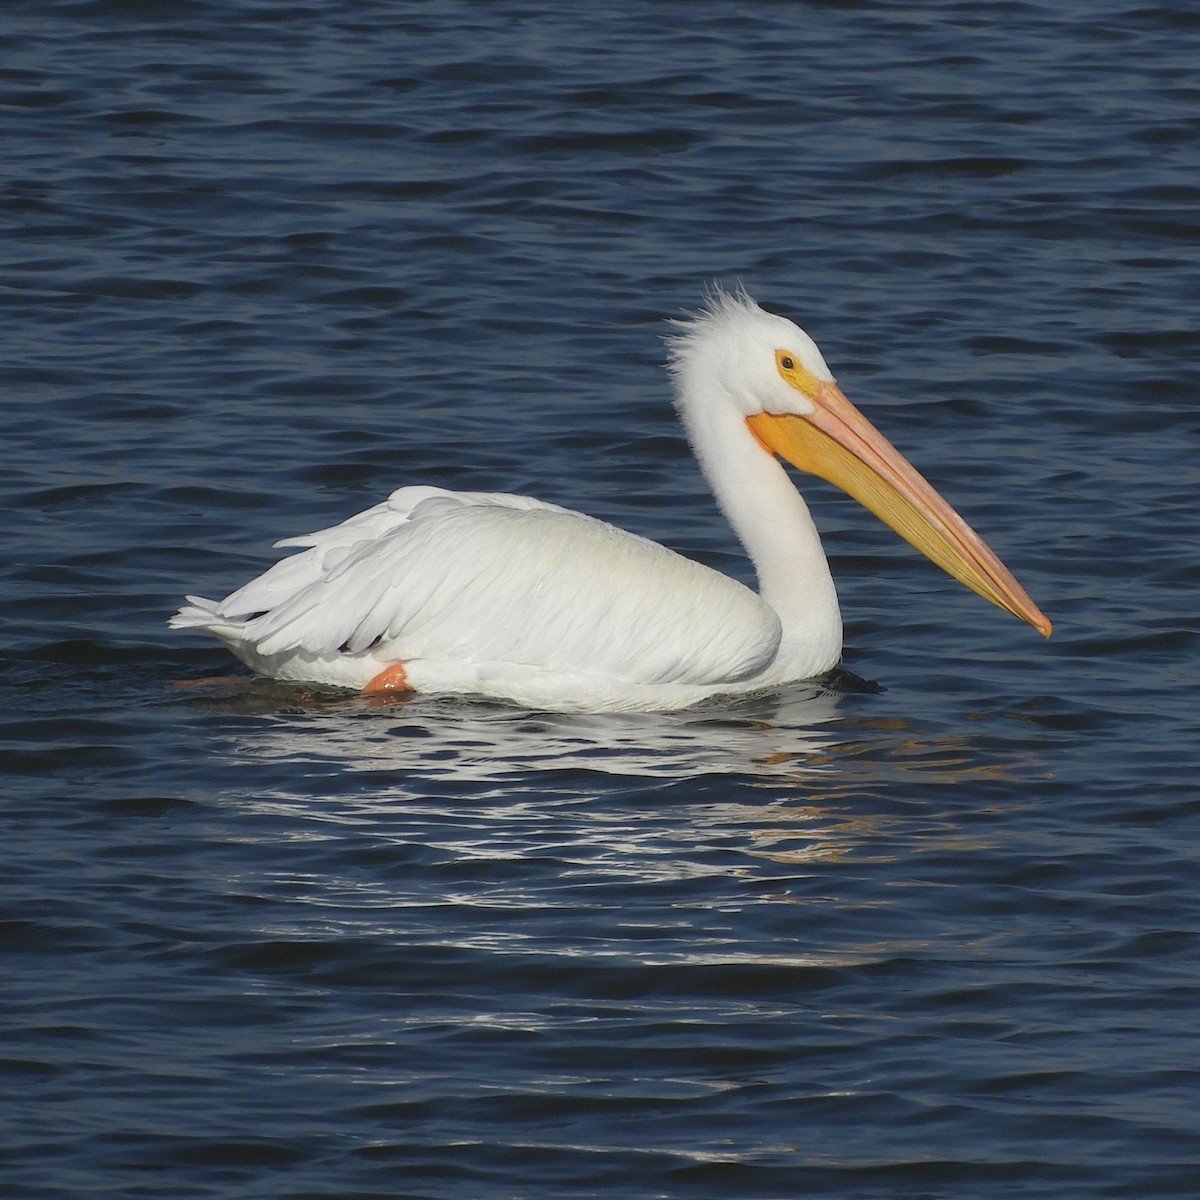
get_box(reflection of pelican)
[203,683,847,781]
[171,287,1050,711]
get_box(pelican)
[170,287,1050,711]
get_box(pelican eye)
[775,348,821,397]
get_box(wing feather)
[220,487,780,688]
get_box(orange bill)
[748,368,1051,637]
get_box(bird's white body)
[171,289,1048,711]
[171,483,839,711]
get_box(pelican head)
[668,286,1051,638]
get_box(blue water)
[3,1,1198,1196]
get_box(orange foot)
[363,661,413,696]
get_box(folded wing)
[193,487,781,688]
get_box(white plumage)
[171,288,1049,711]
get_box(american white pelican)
[171,287,1050,711]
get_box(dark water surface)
[3,2,1198,1197]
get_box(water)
[3,1,1198,1196]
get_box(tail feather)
[168,595,223,630]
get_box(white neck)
[675,380,843,680]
